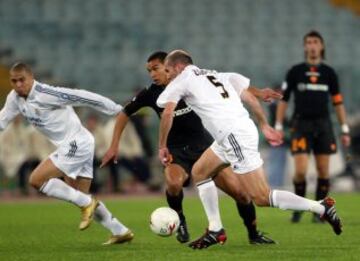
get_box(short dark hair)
[147,51,168,63]
[166,50,193,66]
[10,62,33,74]
[303,30,325,59]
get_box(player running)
[101,51,282,244]
[157,50,343,249]
[275,31,351,223]
[0,63,133,245]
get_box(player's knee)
[29,174,43,189]
[191,165,207,183]
[166,179,183,195]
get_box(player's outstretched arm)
[241,89,283,146]
[0,91,20,131]
[158,102,177,166]
[36,85,122,116]
[248,86,283,102]
[100,112,129,167]
[226,73,281,102]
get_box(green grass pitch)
[0,193,359,261]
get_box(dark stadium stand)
[0,0,359,112]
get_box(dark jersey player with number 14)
[102,51,282,245]
[276,31,351,223]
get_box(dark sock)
[166,190,185,222]
[315,178,330,201]
[293,180,307,197]
[236,201,257,239]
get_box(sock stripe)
[39,181,49,192]
[269,190,274,207]
[196,178,213,187]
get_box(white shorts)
[210,119,263,174]
[49,129,95,180]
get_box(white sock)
[94,201,129,236]
[270,190,325,215]
[40,178,91,207]
[196,179,223,232]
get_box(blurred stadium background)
[0,0,360,196]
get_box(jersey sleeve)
[123,88,152,116]
[34,84,122,115]
[328,68,343,105]
[0,91,20,131]
[282,68,295,102]
[222,72,250,95]
[156,74,188,108]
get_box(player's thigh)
[213,167,251,204]
[290,120,312,155]
[29,158,65,188]
[314,117,336,149]
[164,164,189,189]
[314,154,330,178]
[235,167,271,206]
[191,147,226,183]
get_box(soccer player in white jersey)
[0,63,133,245]
[157,50,342,249]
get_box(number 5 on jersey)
[206,75,229,99]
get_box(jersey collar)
[27,80,38,100]
[305,62,322,68]
[184,64,199,72]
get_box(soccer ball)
[150,207,180,237]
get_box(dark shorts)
[168,142,211,187]
[290,117,337,155]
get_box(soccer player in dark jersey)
[275,31,351,223]
[102,51,282,245]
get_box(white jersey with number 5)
[157,65,251,141]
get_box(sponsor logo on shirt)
[173,106,192,117]
[297,83,328,92]
[305,71,320,77]
[310,76,318,83]
[24,116,45,127]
